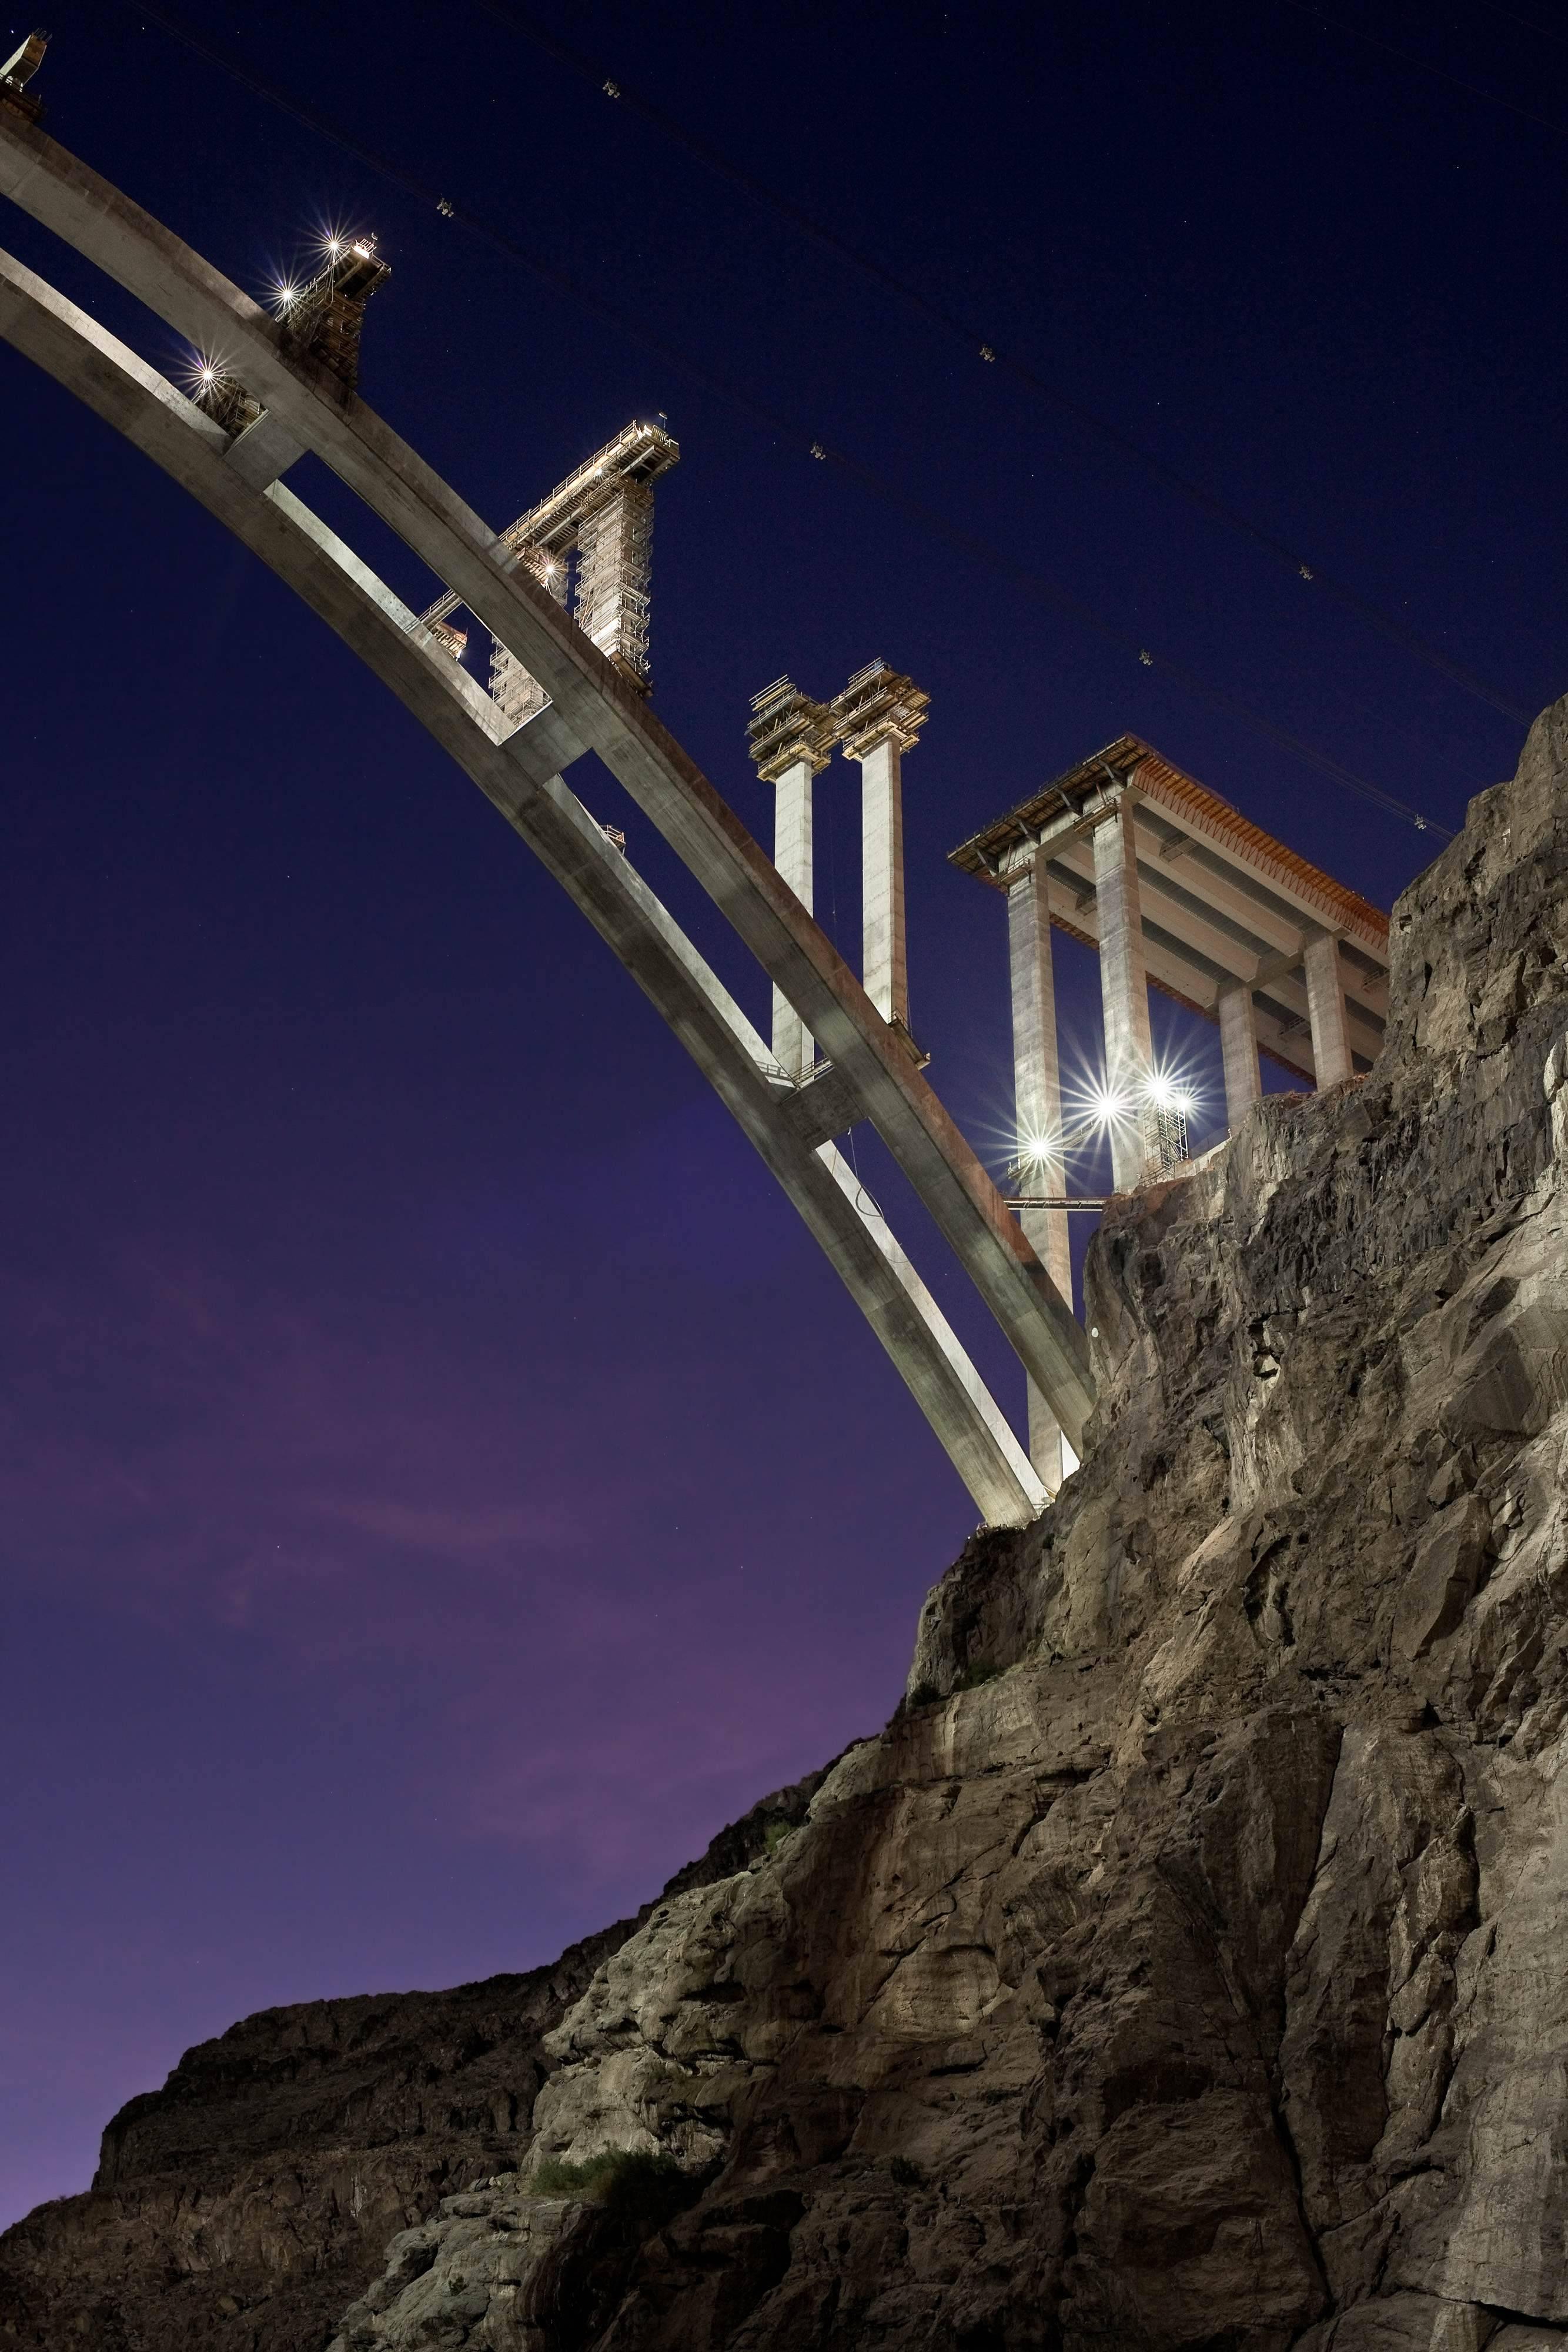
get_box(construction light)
[1142,1066,1198,1116]
[1015,1127,1063,1169]
[1086,1083,1131,1127]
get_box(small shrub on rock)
[531,2148,697,2241]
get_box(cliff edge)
[5,696,1568,2350]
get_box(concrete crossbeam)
[0,113,1092,1454]
[1007,861,1076,1494]
[1092,801,1155,1191]
[1303,931,1354,1087]
[773,1063,862,1154]
[0,238,1049,1528]
[225,407,306,489]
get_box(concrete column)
[746,677,831,1079]
[1008,861,1077,1492]
[1218,980,1262,1127]
[1092,800,1154,1191]
[859,736,908,1027]
[771,753,815,1077]
[1304,933,1353,1087]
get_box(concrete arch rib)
[0,113,1092,1466]
[0,240,1047,1526]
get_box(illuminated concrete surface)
[0,230,1048,1526]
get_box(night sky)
[2,0,1563,2227]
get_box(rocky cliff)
[5,698,1568,2352]
[0,1776,830,2350]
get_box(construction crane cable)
[467,0,1531,731]
[112,0,1453,840]
[1480,4,1568,52]
[1278,0,1568,139]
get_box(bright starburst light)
[179,346,234,402]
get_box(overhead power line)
[469,0,1530,731]
[1279,0,1568,141]
[119,0,1454,840]
[1482,4,1568,52]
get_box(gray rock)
[6,694,1568,2350]
[327,2184,587,2352]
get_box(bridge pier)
[1218,979,1262,1124]
[0,112,1095,1509]
[1304,932,1353,1085]
[1091,794,1156,1190]
[831,663,930,1041]
[1007,856,1077,1494]
[747,680,835,1079]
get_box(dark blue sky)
[2,0,1562,2224]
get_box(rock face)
[5,697,1568,2351]
[0,1774,828,2351]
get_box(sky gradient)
[2,0,1564,2226]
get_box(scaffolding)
[280,238,390,394]
[426,619,468,663]
[746,677,835,781]
[830,659,931,761]
[574,478,654,684]
[416,419,680,716]
[192,368,262,436]
[489,547,569,727]
[0,31,46,123]
[1145,1097,1190,1174]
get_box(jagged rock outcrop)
[5,696,1568,2351]
[0,1775,829,2350]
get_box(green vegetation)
[952,1659,1000,1693]
[905,1662,1003,1710]
[764,1819,793,1857]
[889,2155,925,2188]
[530,2147,697,2240]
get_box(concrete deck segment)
[0,112,1092,1455]
[0,240,1048,1528]
[951,733,1390,1093]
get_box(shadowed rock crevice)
[5,696,1568,2347]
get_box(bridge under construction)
[0,36,1392,1524]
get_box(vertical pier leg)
[828,663,928,1037]
[1092,800,1154,1191]
[1304,933,1353,1086]
[860,737,908,1028]
[771,753,816,1078]
[1218,979,1262,1127]
[1008,860,1076,1492]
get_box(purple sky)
[2,0,1564,2227]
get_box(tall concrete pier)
[747,679,836,1077]
[830,663,930,1039]
[1006,856,1077,1490]
[1089,794,1157,1190]
[1218,978,1262,1121]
